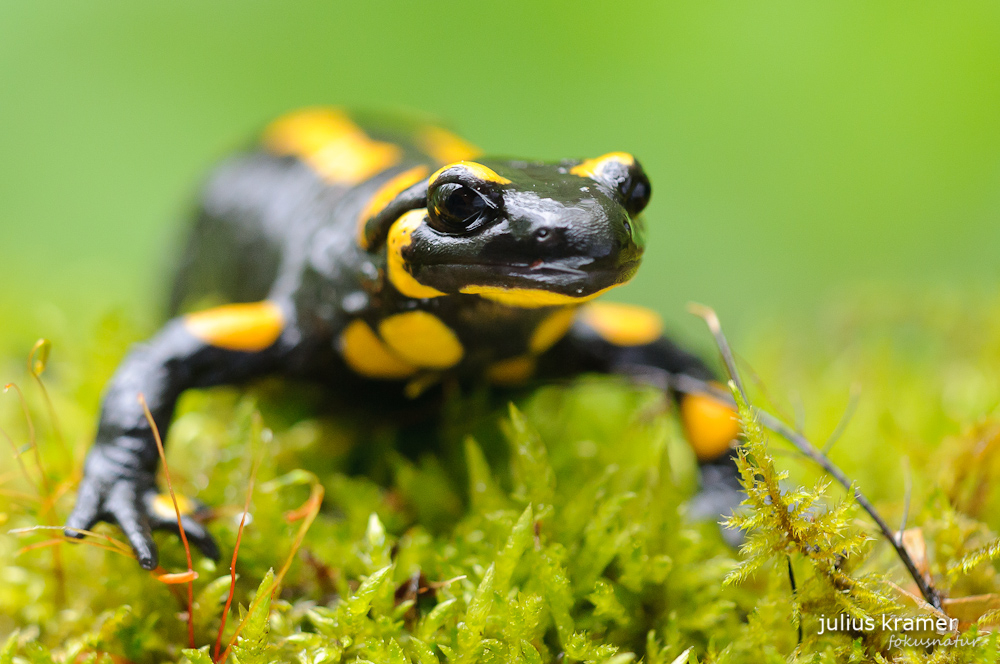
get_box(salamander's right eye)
[621,169,651,217]
[427,183,495,233]
[570,152,652,217]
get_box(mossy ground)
[2,289,1000,663]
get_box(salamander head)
[373,153,651,307]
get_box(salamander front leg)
[65,301,292,569]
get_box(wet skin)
[65,108,743,569]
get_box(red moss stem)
[219,480,324,664]
[214,423,263,662]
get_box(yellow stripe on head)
[339,319,417,379]
[459,284,621,308]
[184,301,284,352]
[570,152,636,180]
[418,126,481,164]
[378,311,464,369]
[429,161,511,186]
[263,107,402,184]
[387,209,447,299]
[580,302,663,347]
[356,165,429,249]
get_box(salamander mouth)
[412,258,642,298]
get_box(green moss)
[2,291,1000,662]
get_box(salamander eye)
[427,182,494,232]
[620,171,651,216]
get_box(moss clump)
[2,290,1000,662]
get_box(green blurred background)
[2,1,999,341]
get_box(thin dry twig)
[685,303,942,610]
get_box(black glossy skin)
[65,110,740,570]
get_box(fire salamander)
[65,108,743,569]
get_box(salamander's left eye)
[428,183,495,232]
[621,171,651,216]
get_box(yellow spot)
[580,302,663,347]
[460,284,621,308]
[151,493,195,520]
[429,161,511,185]
[184,301,284,352]
[570,151,636,179]
[681,392,741,461]
[378,311,464,369]
[357,165,430,249]
[339,319,417,380]
[418,126,481,164]
[486,355,536,386]
[263,107,402,184]
[529,308,578,353]
[387,209,447,299]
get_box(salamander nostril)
[534,227,565,245]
